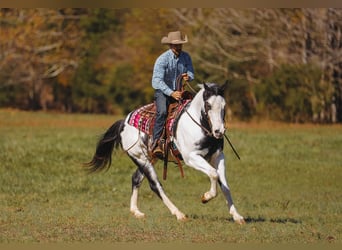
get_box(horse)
[85,82,245,224]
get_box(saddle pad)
[128,103,156,135]
[127,99,191,136]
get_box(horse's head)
[201,83,227,139]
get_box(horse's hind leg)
[129,155,186,220]
[130,168,145,218]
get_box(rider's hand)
[171,91,182,101]
[182,73,189,82]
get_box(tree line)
[0,8,341,123]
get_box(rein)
[185,108,213,137]
[181,79,214,136]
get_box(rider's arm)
[152,53,173,96]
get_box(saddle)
[127,91,193,179]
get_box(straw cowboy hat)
[161,31,188,44]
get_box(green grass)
[0,110,341,243]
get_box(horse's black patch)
[196,136,224,160]
[131,168,144,189]
[129,155,162,199]
[200,110,212,135]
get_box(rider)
[150,31,195,156]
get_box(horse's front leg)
[215,152,245,224]
[186,152,219,203]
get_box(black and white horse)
[86,83,245,224]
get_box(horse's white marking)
[130,187,145,218]
[206,95,226,138]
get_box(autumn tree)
[0,9,86,110]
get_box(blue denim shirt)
[152,49,194,96]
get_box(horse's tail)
[84,119,124,173]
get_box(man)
[150,31,195,156]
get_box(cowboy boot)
[152,139,165,159]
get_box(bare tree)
[171,8,341,122]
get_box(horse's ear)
[220,80,229,91]
[203,82,210,91]
[219,81,228,95]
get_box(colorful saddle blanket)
[128,103,156,135]
[127,99,191,137]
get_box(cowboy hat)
[161,31,188,44]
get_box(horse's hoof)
[175,211,187,221]
[178,217,188,222]
[177,215,188,221]
[201,195,209,204]
[235,218,246,225]
[131,210,145,219]
[201,193,214,204]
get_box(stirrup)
[152,139,165,159]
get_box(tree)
[0,8,84,110]
[71,8,127,113]
[256,64,325,122]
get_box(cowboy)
[150,31,195,157]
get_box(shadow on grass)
[189,214,302,224]
[243,216,301,224]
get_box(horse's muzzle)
[214,130,224,139]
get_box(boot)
[151,139,164,159]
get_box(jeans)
[153,90,171,142]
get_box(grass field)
[0,109,341,243]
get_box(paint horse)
[86,83,245,224]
